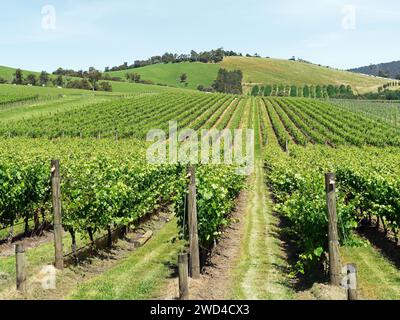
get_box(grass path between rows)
[341,238,400,300]
[228,160,294,300]
[0,229,88,295]
[69,218,183,300]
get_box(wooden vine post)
[178,253,189,300]
[187,165,200,279]
[347,264,358,300]
[325,173,341,286]
[15,243,27,293]
[51,160,64,270]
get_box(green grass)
[341,239,400,300]
[107,62,220,90]
[0,239,57,295]
[230,161,294,300]
[0,228,96,296]
[70,219,183,300]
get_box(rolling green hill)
[0,66,40,82]
[221,57,389,94]
[107,62,220,90]
[0,65,187,95]
[107,56,390,94]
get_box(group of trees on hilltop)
[64,68,112,91]
[53,67,122,82]
[5,68,112,92]
[66,78,112,91]
[105,48,242,72]
[53,68,85,78]
[251,84,354,99]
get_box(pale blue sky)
[0,0,399,72]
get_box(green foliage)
[0,139,245,248]
[107,48,236,72]
[264,85,272,96]
[98,82,113,92]
[180,73,187,83]
[310,85,315,98]
[302,85,310,98]
[315,85,322,98]
[0,92,233,139]
[290,85,297,97]
[265,144,400,272]
[12,69,24,85]
[126,73,141,83]
[268,98,307,145]
[86,68,102,89]
[65,79,112,92]
[26,74,37,86]
[39,71,50,86]
[251,85,260,96]
[361,89,400,100]
[53,75,64,87]
[272,84,278,96]
[212,68,243,94]
[66,78,92,90]
[277,84,285,96]
[263,98,292,148]
[332,100,400,126]
[261,84,353,98]
[264,97,400,147]
[0,93,38,107]
[176,165,245,246]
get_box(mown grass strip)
[70,219,183,300]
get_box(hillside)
[107,62,220,90]
[0,66,186,95]
[348,61,400,79]
[0,65,40,82]
[3,57,389,95]
[106,56,389,94]
[222,57,389,94]
[2,56,392,96]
